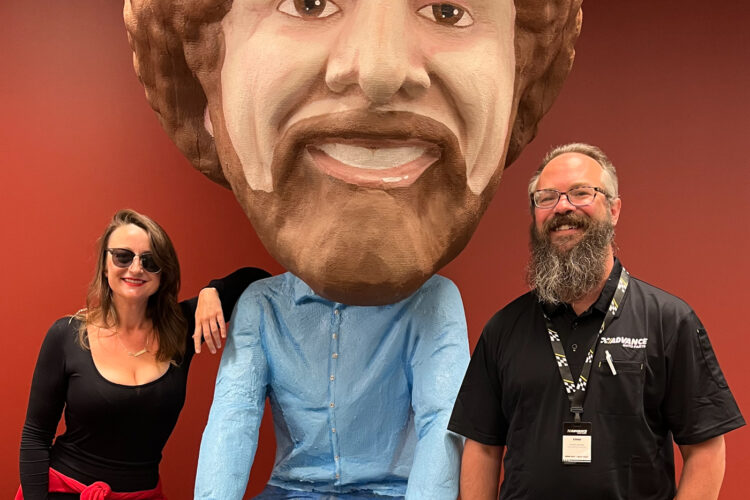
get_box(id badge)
[562,422,592,464]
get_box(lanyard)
[543,267,629,422]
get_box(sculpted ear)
[505,0,583,167]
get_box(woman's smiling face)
[105,224,161,306]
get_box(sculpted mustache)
[269,109,467,191]
[274,110,462,157]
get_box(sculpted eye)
[278,0,341,19]
[417,3,474,27]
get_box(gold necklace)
[115,330,151,357]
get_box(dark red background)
[2,1,748,498]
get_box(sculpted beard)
[228,111,482,305]
[528,213,615,305]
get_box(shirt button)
[335,473,340,479]
[330,403,335,408]
[330,375,335,381]
[332,428,336,433]
[332,353,338,359]
[334,310,340,316]
[335,455,339,461]
[332,333,337,339]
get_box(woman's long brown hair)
[75,209,187,362]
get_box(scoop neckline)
[84,324,174,388]
[87,352,174,388]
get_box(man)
[123,1,584,498]
[449,143,745,500]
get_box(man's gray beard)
[527,214,615,305]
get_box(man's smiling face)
[532,153,622,252]
[206,0,518,304]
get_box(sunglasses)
[107,248,162,274]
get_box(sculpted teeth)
[318,143,426,170]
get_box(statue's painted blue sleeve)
[405,278,470,500]
[195,292,269,500]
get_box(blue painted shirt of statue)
[195,272,469,499]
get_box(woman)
[18,209,269,499]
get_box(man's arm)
[460,439,503,500]
[405,280,470,500]
[675,435,726,500]
[194,294,269,500]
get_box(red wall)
[2,1,747,498]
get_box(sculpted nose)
[325,1,430,105]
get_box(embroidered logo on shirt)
[599,337,648,349]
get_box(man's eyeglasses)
[107,248,162,274]
[531,186,609,209]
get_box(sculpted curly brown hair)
[124,1,583,188]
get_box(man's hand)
[460,439,503,500]
[193,287,226,354]
[676,435,726,500]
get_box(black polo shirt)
[449,260,744,500]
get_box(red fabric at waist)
[16,468,166,500]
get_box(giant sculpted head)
[125,0,582,305]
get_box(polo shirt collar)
[592,257,623,314]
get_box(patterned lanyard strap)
[543,267,630,422]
